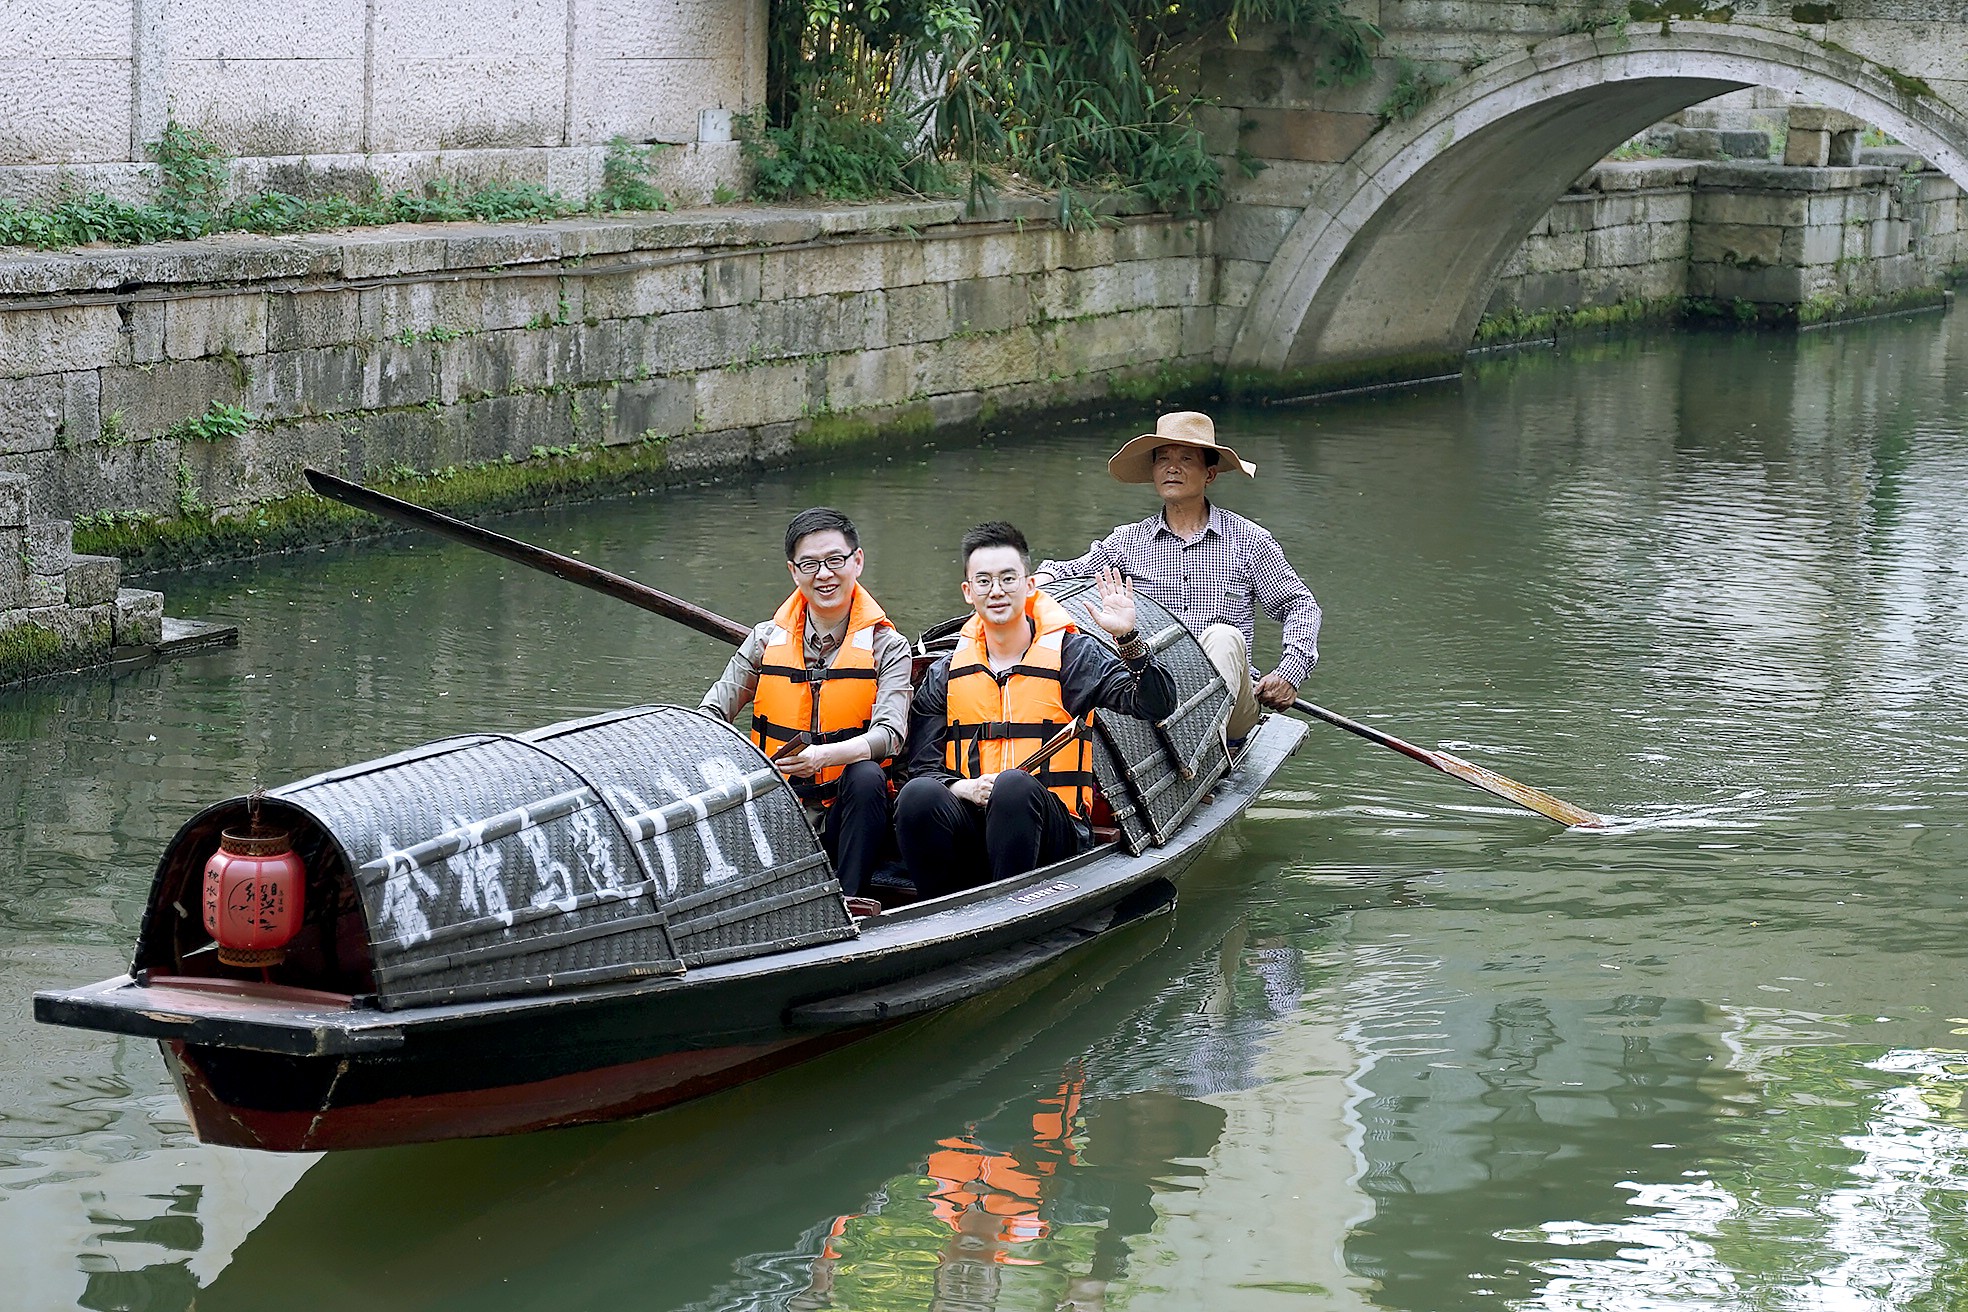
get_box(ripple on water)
[1496,1046,1968,1312]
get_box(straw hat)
[1107,411,1256,484]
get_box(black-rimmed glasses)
[792,552,855,577]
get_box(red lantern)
[203,828,306,968]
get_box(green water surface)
[4,312,1967,1311]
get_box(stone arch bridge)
[5,4,1958,399]
[1185,17,1968,390]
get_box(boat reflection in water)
[196,861,1328,1312]
[789,1081,1225,1312]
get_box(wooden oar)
[1291,698,1605,829]
[1015,721,1084,774]
[302,469,749,648]
[306,471,1592,825]
[306,469,1080,769]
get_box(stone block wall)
[0,472,164,683]
[1689,164,1967,314]
[1488,159,1968,325]
[1487,162,1698,318]
[0,0,760,208]
[0,202,1214,527]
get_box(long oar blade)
[1292,698,1605,829]
[302,468,750,648]
[1424,749,1606,829]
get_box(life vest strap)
[750,712,801,747]
[948,661,1064,686]
[755,661,810,681]
[764,665,877,683]
[1002,663,1067,681]
[750,716,885,753]
[759,665,877,693]
[792,776,838,805]
[756,662,875,686]
[949,718,1063,741]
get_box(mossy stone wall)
[1485,156,1968,335]
[0,199,1215,570]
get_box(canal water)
[4,308,1968,1311]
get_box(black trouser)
[894,768,1087,899]
[821,760,893,897]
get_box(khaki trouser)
[1197,623,1264,742]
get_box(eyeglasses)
[792,552,855,577]
[969,572,1024,594]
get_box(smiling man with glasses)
[700,507,911,902]
[895,521,1176,899]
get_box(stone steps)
[1,471,166,682]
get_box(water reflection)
[767,1083,1223,1312]
[77,1183,201,1312]
[1493,1043,1968,1311]
[1341,983,1742,1309]
[5,310,1968,1308]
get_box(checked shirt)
[1039,502,1322,688]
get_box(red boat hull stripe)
[166,1028,879,1151]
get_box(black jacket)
[904,629,1177,786]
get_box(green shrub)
[755,0,1378,213]
[741,104,942,201]
[149,120,231,234]
[593,137,671,211]
[161,401,255,443]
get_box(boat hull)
[37,717,1305,1151]
[165,1027,883,1151]
[151,871,1189,1151]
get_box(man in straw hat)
[1035,410,1321,747]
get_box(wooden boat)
[33,583,1306,1151]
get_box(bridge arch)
[1227,27,1968,383]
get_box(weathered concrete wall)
[1487,157,1968,322]
[0,202,1214,527]
[0,0,762,207]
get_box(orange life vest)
[750,584,893,806]
[943,592,1094,816]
